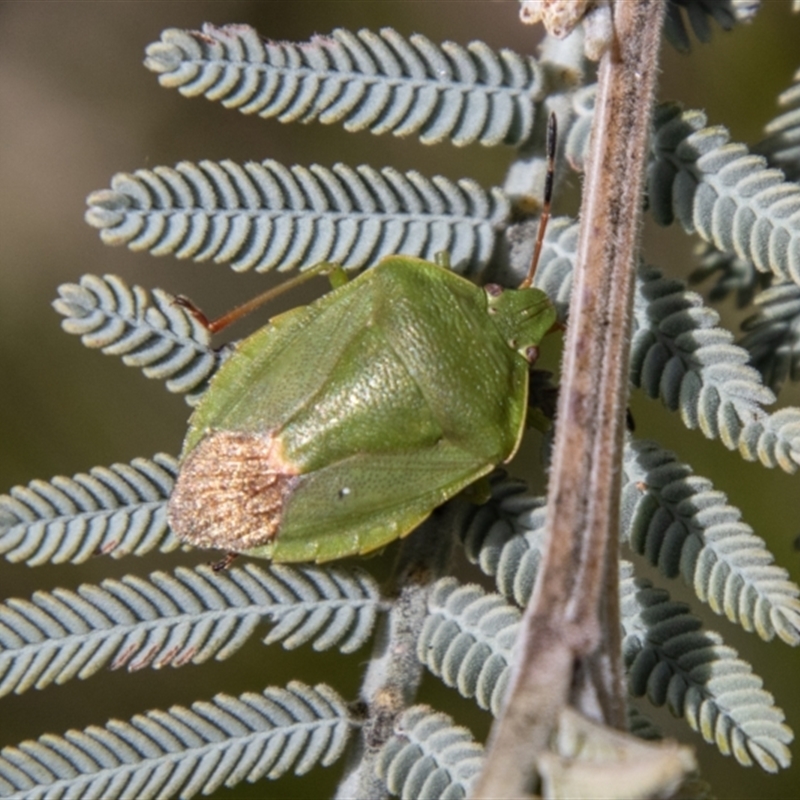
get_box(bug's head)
[485,284,556,359]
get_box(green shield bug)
[168,120,559,564]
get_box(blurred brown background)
[1,2,800,797]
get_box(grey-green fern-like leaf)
[631,264,800,473]
[621,439,800,646]
[460,463,800,646]
[501,83,596,204]
[144,24,546,148]
[501,215,578,318]
[0,455,179,566]
[563,84,596,172]
[86,160,508,275]
[621,563,793,773]
[509,215,788,445]
[417,578,517,716]
[757,66,800,181]
[529,216,578,318]
[376,705,483,800]
[627,705,664,741]
[53,274,222,404]
[418,549,792,772]
[648,104,800,286]
[688,243,771,308]
[663,0,760,53]
[0,681,353,799]
[0,563,381,698]
[454,489,794,773]
[457,472,545,607]
[739,280,800,393]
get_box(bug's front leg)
[211,552,239,572]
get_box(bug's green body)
[168,255,555,562]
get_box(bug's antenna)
[174,261,338,334]
[520,112,557,289]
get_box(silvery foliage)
[3,4,800,797]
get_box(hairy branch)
[474,3,668,796]
[334,508,456,799]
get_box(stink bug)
[168,120,559,564]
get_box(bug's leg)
[520,111,558,288]
[173,295,213,329]
[434,250,452,270]
[528,368,560,430]
[172,260,341,334]
[326,265,350,289]
[462,475,492,505]
[211,552,239,572]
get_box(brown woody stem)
[472,2,666,797]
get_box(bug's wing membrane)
[253,442,489,563]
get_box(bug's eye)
[484,283,504,297]
[524,345,540,363]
